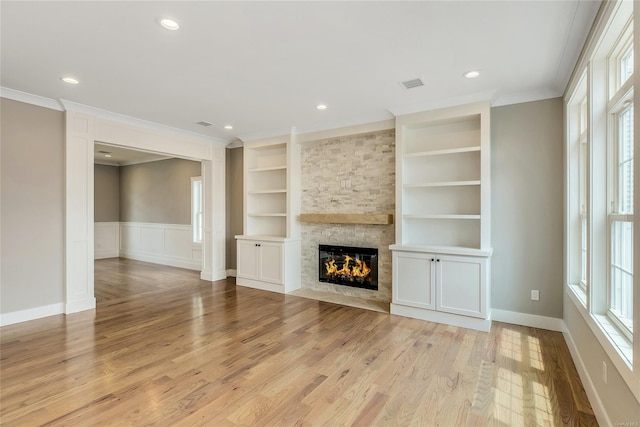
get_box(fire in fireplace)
[319,245,378,290]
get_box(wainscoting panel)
[119,222,202,271]
[94,222,120,259]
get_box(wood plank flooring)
[1,258,597,426]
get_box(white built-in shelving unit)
[390,102,493,331]
[236,135,301,293]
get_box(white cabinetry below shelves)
[391,102,492,331]
[236,236,301,293]
[390,247,491,331]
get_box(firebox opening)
[319,245,378,291]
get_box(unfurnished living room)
[1,1,639,425]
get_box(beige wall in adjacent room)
[226,147,243,270]
[119,158,201,225]
[491,98,564,319]
[94,164,120,222]
[1,98,65,314]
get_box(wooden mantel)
[298,213,394,225]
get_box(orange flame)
[324,256,371,279]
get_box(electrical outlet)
[340,180,346,188]
[602,361,608,384]
[531,290,540,301]
[345,179,351,188]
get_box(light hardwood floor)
[1,258,597,426]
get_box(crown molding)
[295,118,395,144]
[388,90,496,117]
[226,140,244,149]
[0,87,64,111]
[59,99,230,147]
[0,87,231,148]
[237,110,394,143]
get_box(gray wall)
[491,98,564,318]
[119,158,201,224]
[226,147,243,270]
[94,164,120,222]
[1,98,64,313]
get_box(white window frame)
[564,0,639,403]
[608,93,634,339]
[579,97,589,293]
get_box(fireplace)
[319,245,378,290]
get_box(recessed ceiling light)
[61,76,79,85]
[316,104,327,110]
[160,18,180,30]
[224,125,233,130]
[104,154,112,158]
[464,70,480,79]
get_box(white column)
[200,145,226,281]
[65,111,96,313]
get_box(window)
[191,177,203,244]
[565,0,637,400]
[609,102,633,335]
[579,98,589,290]
[607,28,634,337]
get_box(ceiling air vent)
[196,121,213,127]
[401,78,425,90]
[97,150,111,154]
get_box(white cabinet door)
[237,239,259,280]
[393,251,436,310]
[436,255,486,318]
[259,242,283,284]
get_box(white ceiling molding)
[292,111,395,139]
[491,88,564,108]
[226,140,244,149]
[94,160,120,167]
[0,87,64,111]
[60,99,229,147]
[237,111,395,143]
[295,118,395,145]
[388,91,496,118]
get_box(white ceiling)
[1,1,600,144]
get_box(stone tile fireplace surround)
[300,129,395,305]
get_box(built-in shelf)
[299,213,394,225]
[405,146,481,158]
[403,214,481,220]
[248,213,287,217]
[404,180,481,188]
[248,166,287,173]
[391,102,492,331]
[248,189,287,194]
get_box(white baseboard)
[65,297,96,314]
[390,303,492,332]
[491,309,563,332]
[95,249,119,259]
[562,322,612,427]
[0,302,64,327]
[236,277,285,294]
[120,250,201,271]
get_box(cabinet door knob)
[431,258,435,262]
[436,259,440,262]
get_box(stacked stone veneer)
[301,129,395,302]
